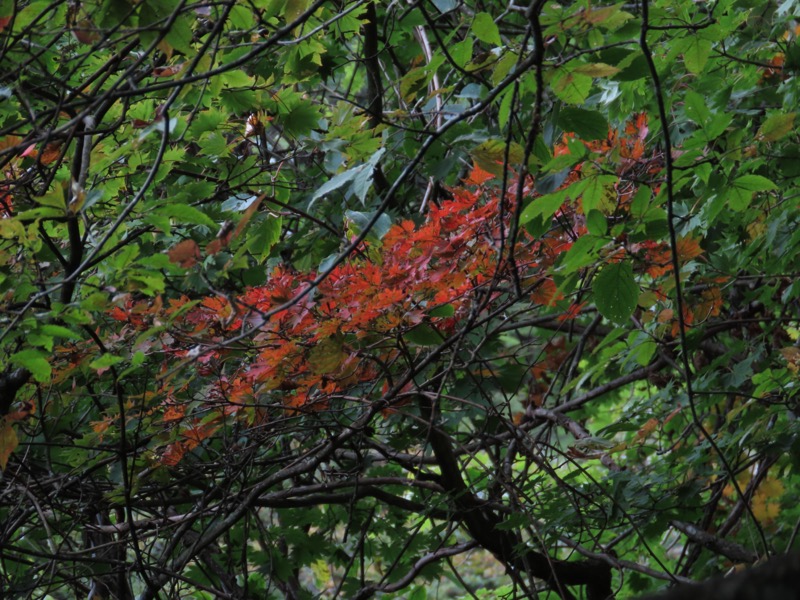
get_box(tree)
[0,0,798,598]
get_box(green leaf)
[519,190,566,225]
[581,175,618,214]
[732,175,777,192]
[557,107,609,141]
[491,50,518,85]
[284,0,309,24]
[312,169,360,201]
[495,512,529,531]
[404,324,444,346]
[165,13,193,55]
[450,38,473,69]
[39,324,81,340]
[586,209,607,236]
[154,204,218,228]
[89,354,125,374]
[497,86,515,129]
[312,150,385,205]
[308,336,346,375]
[429,304,455,317]
[408,587,428,600]
[683,90,711,124]
[472,12,501,46]
[551,70,592,105]
[10,349,51,383]
[560,235,604,273]
[683,37,712,75]
[757,113,796,142]
[280,100,321,136]
[0,422,18,471]
[614,54,649,81]
[725,174,775,212]
[630,185,653,217]
[400,68,428,102]
[247,215,283,263]
[28,333,56,351]
[344,208,392,240]
[593,261,639,324]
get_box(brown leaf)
[0,421,18,471]
[167,240,201,268]
[39,142,62,165]
[231,194,265,241]
[152,64,185,78]
[70,19,100,45]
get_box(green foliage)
[0,0,799,598]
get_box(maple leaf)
[676,236,703,262]
[696,286,723,320]
[531,278,562,306]
[465,164,495,186]
[163,404,186,422]
[160,442,185,467]
[558,301,585,322]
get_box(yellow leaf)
[751,477,784,523]
[781,347,800,373]
[470,139,525,176]
[757,112,795,143]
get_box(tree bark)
[637,553,800,600]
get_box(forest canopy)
[0,0,799,598]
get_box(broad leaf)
[593,261,638,324]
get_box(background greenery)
[0,0,799,598]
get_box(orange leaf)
[696,286,722,319]
[163,405,186,422]
[634,417,659,442]
[465,165,495,185]
[677,236,703,262]
[531,278,562,306]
